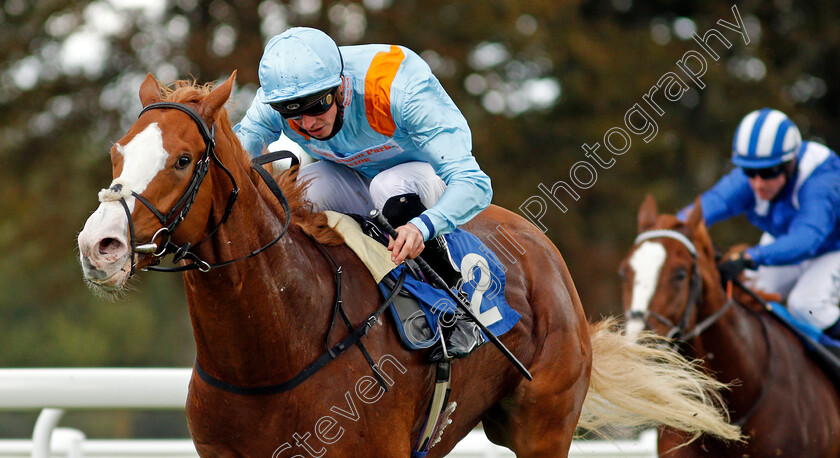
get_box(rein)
[108,100,405,395]
[724,282,776,427]
[108,102,295,274]
[627,230,703,340]
[627,229,775,427]
[143,150,295,273]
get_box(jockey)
[234,27,492,360]
[681,108,840,340]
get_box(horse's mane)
[274,165,345,245]
[656,211,780,310]
[161,79,344,246]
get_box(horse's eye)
[618,266,628,281]
[175,155,191,169]
[673,268,688,282]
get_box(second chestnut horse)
[621,195,840,456]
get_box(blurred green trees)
[1,0,837,380]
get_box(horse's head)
[77,72,237,295]
[620,195,721,341]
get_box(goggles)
[269,87,338,120]
[742,162,788,180]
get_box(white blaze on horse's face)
[625,241,667,340]
[114,123,168,210]
[77,123,168,291]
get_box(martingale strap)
[195,269,406,395]
[315,241,389,389]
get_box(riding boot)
[382,193,483,360]
[423,235,463,289]
[428,312,486,362]
[381,193,462,289]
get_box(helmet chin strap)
[299,86,345,141]
[317,100,345,140]
[297,104,344,141]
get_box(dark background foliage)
[1,0,836,437]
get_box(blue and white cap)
[732,108,801,168]
[258,27,343,104]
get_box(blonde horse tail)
[578,318,742,444]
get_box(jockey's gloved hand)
[718,252,756,284]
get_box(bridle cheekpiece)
[100,101,295,276]
[627,229,706,342]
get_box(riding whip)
[370,210,532,381]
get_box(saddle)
[322,211,453,456]
[321,210,523,456]
[325,211,440,350]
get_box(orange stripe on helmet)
[365,45,405,137]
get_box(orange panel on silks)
[364,45,405,137]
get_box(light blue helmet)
[731,108,801,168]
[258,27,343,104]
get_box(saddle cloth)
[323,211,521,348]
[768,301,840,386]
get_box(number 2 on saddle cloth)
[367,224,522,351]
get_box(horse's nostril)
[98,237,124,255]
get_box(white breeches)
[746,233,840,329]
[298,160,446,216]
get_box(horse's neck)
[693,278,769,412]
[183,160,331,385]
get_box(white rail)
[0,369,657,457]
[0,369,190,409]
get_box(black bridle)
[625,229,775,426]
[625,229,707,341]
[102,101,296,274]
[101,100,399,395]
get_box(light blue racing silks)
[235,44,492,242]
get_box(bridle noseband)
[626,229,707,342]
[627,229,776,427]
[101,101,295,275]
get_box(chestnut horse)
[621,195,840,457]
[77,73,739,457]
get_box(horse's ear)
[199,71,236,123]
[637,194,658,232]
[139,73,163,107]
[685,196,704,231]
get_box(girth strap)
[194,269,406,395]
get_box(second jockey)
[682,108,840,340]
